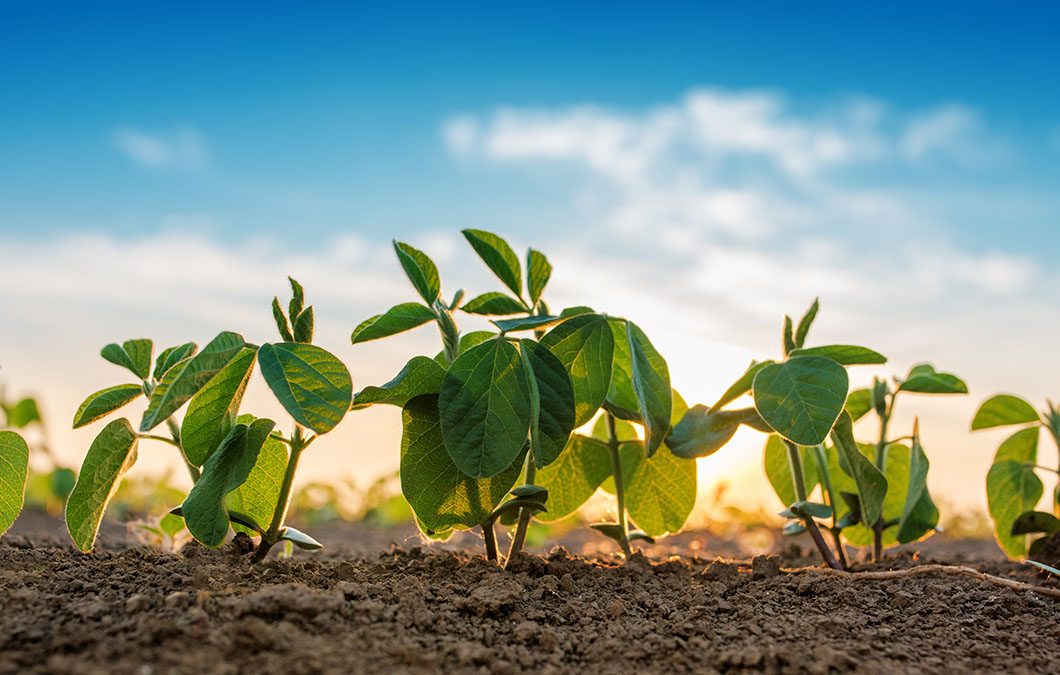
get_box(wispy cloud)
[111,126,208,170]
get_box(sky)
[2,2,1059,518]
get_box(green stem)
[872,396,894,562]
[164,417,200,484]
[605,413,633,559]
[505,456,537,565]
[810,444,848,570]
[482,522,499,562]
[784,440,842,570]
[435,306,461,365]
[252,428,306,562]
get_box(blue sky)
[2,2,1058,512]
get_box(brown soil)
[1,515,1058,674]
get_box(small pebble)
[165,591,191,608]
[125,594,150,614]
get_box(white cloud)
[111,126,207,170]
[900,105,992,163]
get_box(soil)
[2,513,1058,674]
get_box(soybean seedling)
[0,393,30,537]
[837,365,966,561]
[973,395,1060,559]
[668,299,886,569]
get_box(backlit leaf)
[101,339,153,380]
[535,434,612,522]
[623,440,696,537]
[491,315,563,333]
[72,384,143,429]
[66,419,139,552]
[789,345,886,366]
[668,405,761,459]
[460,292,526,316]
[153,342,197,380]
[710,360,775,411]
[898,364,968,394]
[754,355,849,446]
[180,347,257,466]
[539,313,614,427]
[258,342,352,434]
[763,434,819,508]
[972,394,1041,430]
[829,412,887,527]
[520,339,575,468]
[0,431,29,537]
[526,248,552,305]
[844,388,874,423]
[462,229,523,297]
[987,427,1042,558]
[350,303,436,344]
[227,424,287,537]
[393,240,441,305]
[353,356,446,409]
[626,321,672,456]
[794,298,819,349]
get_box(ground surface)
[2,513,1058,674]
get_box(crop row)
[1,230,1058,568]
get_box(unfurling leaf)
[272,297,294,342]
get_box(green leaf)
[844,388,874,423]
[782,315,795,355]
[153,342,197,380]
[183,419,275,547]
[603,319,639,420]
[159,512,186,538]
[624,321,672,456]
[622,440,696,537]
[140,332,247,432]
[539,314,614,427]
[287,277,305,320]
[2,397,42,428]
[535,435,612,522]
[896,436,939,543]
[350,303,436,344]
[439,339,531,478]
[987,427,1042,558]
[462,228,523,297]
[460,292,526,316]
[272,297,294,342]
[788,345,887,366]
[559,305,595,319]
[710,361,775,411]
[753,355,849,446]
[994,426,1040,463]
[763,434,819,507]
[491,315,563,333]
[829,412,887,526]
[0,431,29,536]
[293,306,315,343]
[226,422,287,536]
[526,248,552,305]
[400,395,523,531]
[898,364,968,395]
[101,339,153,380]
[519,340,575,468]
[668,406,761,459]
[972,394,1041,430]
[1011,511,1060,535]
[258,343,353,434]
[279,526,322,550]
[180,347,258,466]
[65,419,139,552]
[787,500,832,519]
[794,298,819,349]
[72,384,142,429]
[393,240,441,305]
[353,356,446,409]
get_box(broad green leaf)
[227,425,287,537]
[180,347,257,466]
[519,340,576,468]
[153,342,197,380]
[0,431,29,536]
[462,228,522,297]
[66,419,139,552]
[844,388,874,423]
[101,339,153,380]
[763,434,819,508]
[1011,511,1060,535]
[623,440,696,537]
[350,303,436,344]
[460,292,526,316]
[788,345,886,366]
[754,355,849,446]
[2,397,42,428]
[353,356,446,409]
[492,315,563,333]
[140,332,246,432]
[293,306,315,343]
[535,434,612,522]
[898,364,968,394]
[401,395,523,531]
[183,419,275,547]
[272,297,294,342]
[710,360,775,411]
[604,319,639,420]
[972,394,1041,430]
[526,248,552,305]
[794,298,819,349]
[439,339,531,478]
[72,384,142,428]
[279,526,322,550]
[559,305,595,319]
[994,426,1040,463]
[626,321,672,456]
[668,406,760,459]
[393,240,441,305]
[896,437,938,543]
[258,343,353,434]
[539,314,615,426]
[159,512,186,538]
[829,412,887,526]
[987,427,1042,558]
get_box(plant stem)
[870,394,896,562]
[164,418,200,483]
[810,444,848,570]
[482,522,498,562]
[605,412,633,559]
[505,456,537,565]
[253,428,306,562]
[784,440,842,570]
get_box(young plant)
[837,365,966,561]
[0,419,29,537]
[668,299,886,569]
[973,395,1060,559]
